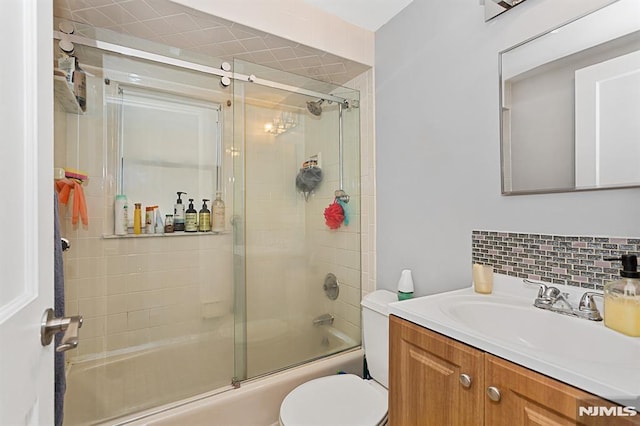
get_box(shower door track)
[53,31,352,106]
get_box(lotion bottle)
[174,192,186,231]
[212,192,225,233]
[604,254,640,336]
[185,198,198,232]
[114,194,128,235]
[199,199,211,232]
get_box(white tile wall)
[54,26,376,368]
[348,69,376,296]
[56,72,235,361]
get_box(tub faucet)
[313,313,334,327]
[524,279,603,321]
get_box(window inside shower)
[54,25,361,425]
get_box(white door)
[0,0,54,424]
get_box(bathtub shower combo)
[54,15,362,426]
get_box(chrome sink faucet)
[524,279,603,321]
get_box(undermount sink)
[388,274,640,406]
[439,295,638,365]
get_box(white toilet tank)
[360,290,397,389]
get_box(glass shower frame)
[53,22,362,424]
[232,59,362,383]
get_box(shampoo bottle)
[114,194,128,235]
[174,192,186,231]
[133,203,142,235]
[199,199,211,232]
[145,206,156,234]
[603,254,640,336]
[212,192,225,233]
[185,198,198,232]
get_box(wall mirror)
[500,0,640,194]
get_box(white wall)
[375,0,640,296]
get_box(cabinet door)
[389,315,484,426]
[485,354,640,426]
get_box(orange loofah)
[56,179,88,226]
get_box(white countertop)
[388,274,640,407]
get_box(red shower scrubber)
[324,200,344,229]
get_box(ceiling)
[53,0,371,85]
[303,0,414,32]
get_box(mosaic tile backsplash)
[472,230,640,290]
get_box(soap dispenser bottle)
[603,254,640,336]
[199,199,211,232]
[212,191,225,233]
[174,192,186,231]
[185,198,198,232]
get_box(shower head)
[306,99,324,116]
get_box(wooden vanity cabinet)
[389,315,638,426]
[389,315,484,425]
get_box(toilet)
[279,290,397,426]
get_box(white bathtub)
[64,318,360,425]
[112,348,364,426]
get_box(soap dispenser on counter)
[603,254,640,337]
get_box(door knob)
[41,308,83,352]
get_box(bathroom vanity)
[388,275,640,425]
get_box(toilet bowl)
[279,290,397,426]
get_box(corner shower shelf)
[103,231,226,239]
[54,75,84,114]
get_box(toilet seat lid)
[280,374,387,426]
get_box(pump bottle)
[603,254,640,336]
[199,199,211,232]
[185,198,198,232]
[212,192,225,233]
[174,192,186,231]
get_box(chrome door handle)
[41,308,83,352]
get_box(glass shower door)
[233,60,362,382]
[55,34,237,424]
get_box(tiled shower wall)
[472,230,640,290]
[56,72,234,359]
[56,68,375,361]
[352,69,376,296]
